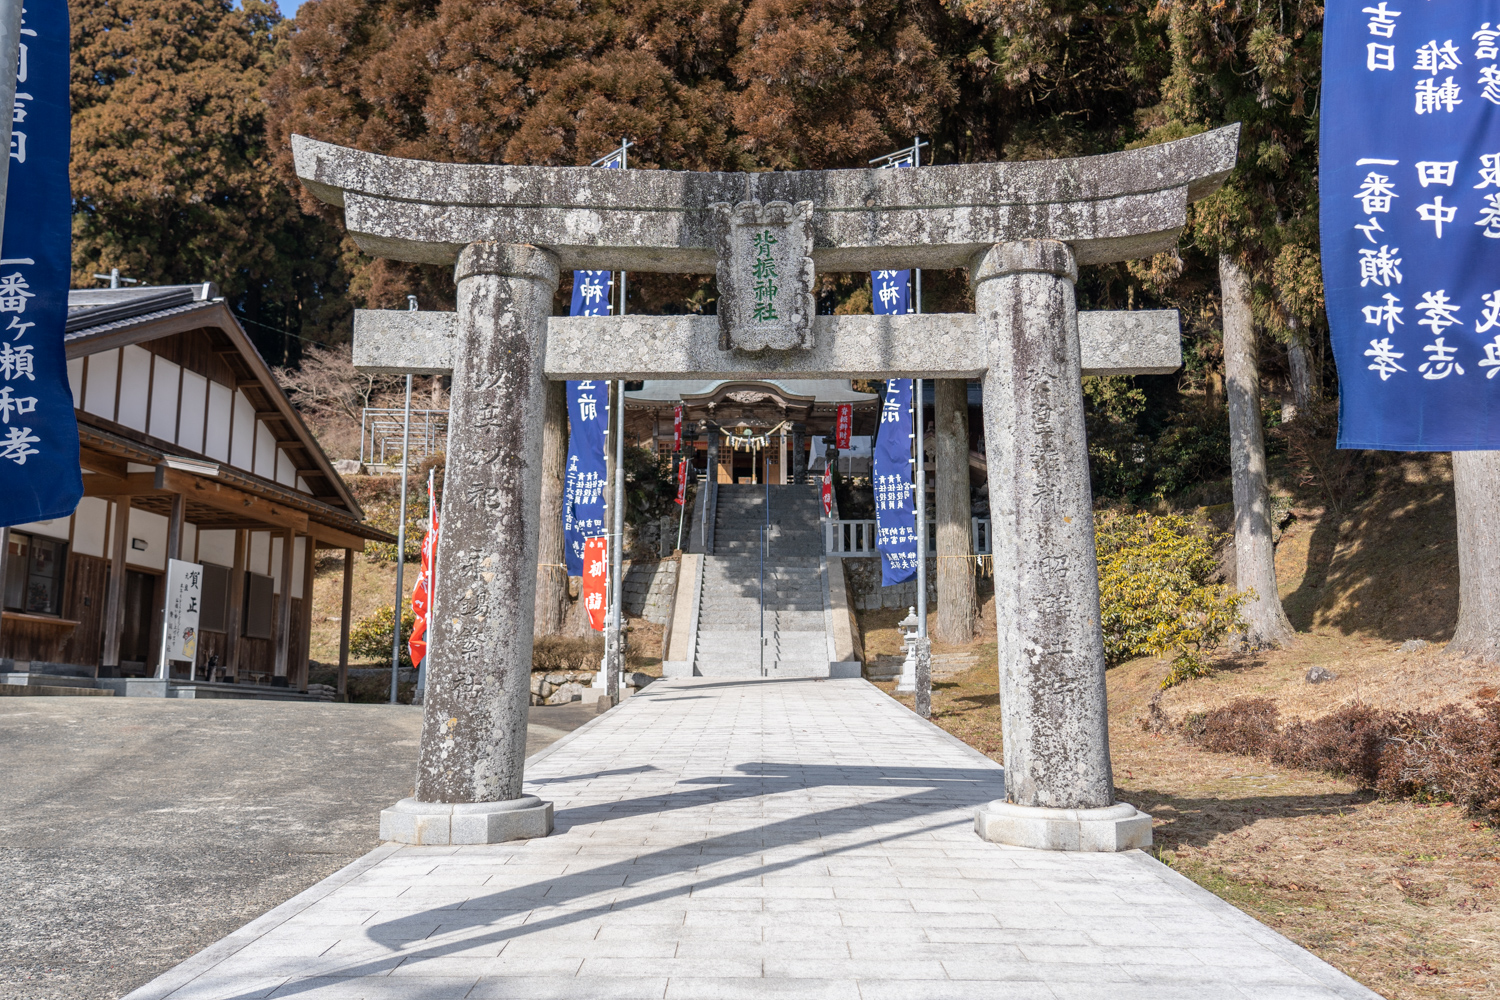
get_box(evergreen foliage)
[1094,510,1245,687]
[70,0,353,363]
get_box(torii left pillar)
[380,242,557,844]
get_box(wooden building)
[0,284,393,694]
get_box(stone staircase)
[693,484,831,678]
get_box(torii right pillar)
[971,239,1152,852]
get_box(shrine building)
[0,284,392,697]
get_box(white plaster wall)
[126,507,168,571]
[198,529,236,568]
[67,357,83,407]
[83,349,118,419]
[182,522,198,563]
[248,530,270,577]
[116,345,152,432]
[149,356,180,442]
[276,449,297,488]
[230,391,255,471]
[205,381,232,462]
[254,422,275,479]
[12,515,70,540]
[178,370,207,453]
[71,497,110,558]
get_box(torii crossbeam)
[296,126,1241,852]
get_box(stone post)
[791,425,807,484]
[969,240,1151,852]
[379,242,558,846]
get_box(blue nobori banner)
[873,378,917,586]
[562,379,608,576]
[0,1,80,523]
[1323,1,1500,450]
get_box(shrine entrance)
[296,124,1240,852]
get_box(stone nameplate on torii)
[295,124,1241,854]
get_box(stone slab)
[379,796,554,846]
[353,310,1181,379]
[974,801,1154,853]
[293,126,1240,271]
[123,678,1380,1000]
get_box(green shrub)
[349,605,416,668]
[1095,510,1244,688]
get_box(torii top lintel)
[291,125,1240,274]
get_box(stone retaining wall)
[842,556,939,611]
[621,558,679,624]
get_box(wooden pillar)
[223,529,246,681]
[0,526,9,654]
[337,547,353,698]
[296,536,317,691]
[165,493,185,561]
[273,527,295,682]
[100,499,131,674]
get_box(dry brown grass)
[874,652,1500,999]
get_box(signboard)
[0,2,80,524]
[873,379,918,585]
[581,536,607,631]
[157,559,203,676]
[1323,2,1500,449]
[834,403,852,449]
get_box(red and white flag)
[834,403,852,449]
[821,463,833,517]
[582,536,608,631]
[673,405,683,450]
[407,469,439,667]
[675,454,688,506]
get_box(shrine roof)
[625,380,878,407]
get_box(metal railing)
[359,407,449,468]
[825,518,993,557]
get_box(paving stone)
[123,678,1379,1000]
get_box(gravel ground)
[0,695,601,999]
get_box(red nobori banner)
[676,456,688,506]
[821,463,833,516]
[582,536,608,631]
[673,405,683,450]
[834,403,852,449]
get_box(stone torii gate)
[294,125,1240,852]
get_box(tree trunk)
[533,378,568,636]
[1284,330,1313,423]
[1448,451,1500,661]
[933,378,977,645]
[1221,255,1295,648]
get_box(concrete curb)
[119,840,403,1000]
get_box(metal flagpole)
[391,373,413,704]
[912,136,922,315]
[914,377,930,719]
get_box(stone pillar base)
[974,801,1152,853]
[380,795,553,845]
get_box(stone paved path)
[124,678,1380,1000]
